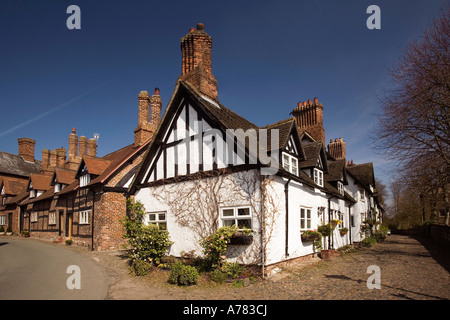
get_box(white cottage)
[128,23,381,273]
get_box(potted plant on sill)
[339,227,348,236]
[0,226,5,235]
[301,230,322,242]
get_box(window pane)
[149,214,156,221]
[307,220,311,229]
[307,209,311,219]
[223,219,235,227]
[237,208,250,216]
[159,222,167,230]
[300,220,305,229]
[158,213,166,221]
[237,219,251,229]
[300,208,305,218]
[222,209,234,217]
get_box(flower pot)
[6,232,12,236]
[340,230,348,236]
[330,220,338,229]
[320,249,333,260]
[301,234,320,242]
[229,233,253,245]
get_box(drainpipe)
[260,175,266,279]
[348,203,354,244]
[327,195,335,250]
[90,188,95,251]
[284,178,291,258]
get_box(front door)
[58,210,64,236]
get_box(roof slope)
[0,151,41,177]
[346,163,375,190]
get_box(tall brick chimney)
[18,138,35,162]
[150,88,162,133]
[327,137,346,161]
[134,90,153,148]
[88,138,97,157]
[291,97,325,146]
[55,148,66,167]
[68,128,78,160]
[179,23,218,102]
[79,136,88,157]
[41,149,50,174]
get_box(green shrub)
[168,262,198,286]
[130,259,152,276]
[222,261,246,279]
[122,199,173,265]
[65,239,72,246]
[209,269,228,284]
[361,237,377,247]
[200,225,238,269]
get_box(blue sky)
[0,0,447,192]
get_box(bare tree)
[373,5,450,223]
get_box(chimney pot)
[197,23,205,31]
[314,97,318,104]
[189,28,195,33]
[154,88,160,95]
[308,99,312,105]
[303,101,307,106]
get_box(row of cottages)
[0,88,162,250]
[128,24,384,272]
[1,23,383,271]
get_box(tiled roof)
[54,168,76,185]
[325,159,346,182]
[346,163,375,191]
[0,151,41,177]
[29,174,52,191]
[299,141,323,168]
[1,178,28,196]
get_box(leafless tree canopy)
[374,6,450,166]
[374,5,450,226]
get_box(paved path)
[0,238,108,300]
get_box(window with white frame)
[221,206,252,230]
[300,207,312,230]
[313,168,323,187]
[79,210,90,224]
[2,196,6,205]
[49,212,56,225]
[360,189,366,202]
[31,212,38,223]
[338,211,345,229]
[282,153,298,176]
[337,181,344,195]
[30,189,36,198]
[0,215,6,226]
[80,174,91,187]
[54,183,61,193]
[146,211,167,229]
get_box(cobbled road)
[86,234,450,300]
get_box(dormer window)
[30,189,36,198]
[313,168,323,187]
[337,181,344,195]
[282,153,298,176]
[80,174,90,187]
[54,183,61,193]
